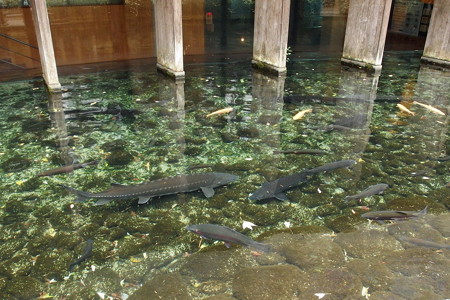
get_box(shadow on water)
[0,52,449,299]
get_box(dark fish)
[304,159,356,175]
[61,172,239,206]
[249,170,309,201]
[399,236,450,250]
[38,161,98,176]
[345,183,389,200]
[361,206,428,221]
[249,160,355,202]
[186,224,271,253]
[69,239,94,271]
[273,149,327,155]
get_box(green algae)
[0,52,449,298]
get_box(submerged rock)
[129,273,191,300]
[1,155,32,172]
[232,264,307,300]
[334,229,403,259]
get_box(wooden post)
[153,0,185,79]
[30,0,61,91]
[421,0,450,67]
[341,0,392,71]
[252,0,291,76]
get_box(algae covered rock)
[279,235,345,270]
[4,276,42,299]
[334,229,403,259]
[180,250,256,281]
[232,264,307,300]
[129,272,191,300]
[84,267,122,294]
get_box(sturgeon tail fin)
[59,184,92,202]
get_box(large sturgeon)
[61,172,239,206]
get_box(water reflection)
[47,91,73,165]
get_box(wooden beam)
[252,0,291,76]
[153,0,185,79]
[30,0,61,91]
[421,0,450,67]
[341,0,392,71]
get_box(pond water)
[0,51,449,299]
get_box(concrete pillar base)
[341,57,382,74]
[156,63,185,80]
[251,59,287,77]
[46,81,62,92]
[420,56,450,69]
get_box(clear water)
[0,51,449,299]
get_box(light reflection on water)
[0,52,449,299]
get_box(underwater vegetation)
[0,51,450,298]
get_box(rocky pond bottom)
[21,213,444,300]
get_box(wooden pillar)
[341,0,392,71]
[30,0,61,91]
[153,0,185,79]
[421,0,450,67]
[252,0,291,76]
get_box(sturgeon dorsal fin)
[201,186,215,198]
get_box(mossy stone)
[32,250,73,280]
[3,200,32,214]
[117,235,152,258]
[4,276,42,299]
[106,150,134,166]
[129,273,191,300]
[1,155,32,172]
[220,131,238,143]
[0,239,27,260]
[84,268,122,293]
[315,203,340,217]
[27,235,54,256]
[232,265,307,300]
[18,177,42,192]
[0,253,33,278]
[101,139,127,152]
[117,216,154,234]
[237,126,259,138]
[325,214,364,233]
[149,219,183,245]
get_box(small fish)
[37,161,98,176]
[186,224,271,253]
[396,103,415,115]
[361,206,428,221]
[413,101,446,116]
[273,149,327,155]
[304,159,356,175]
[69,239,94,271]
[292,108,312,120]
[345,183,389,201]
[399,236,450,250]
[206,107,233,117]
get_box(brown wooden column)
[30,0,61,91]
[421,0,450,67]
[153,0,185,79]
[252,0,291,76]
[341,0,392,71]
